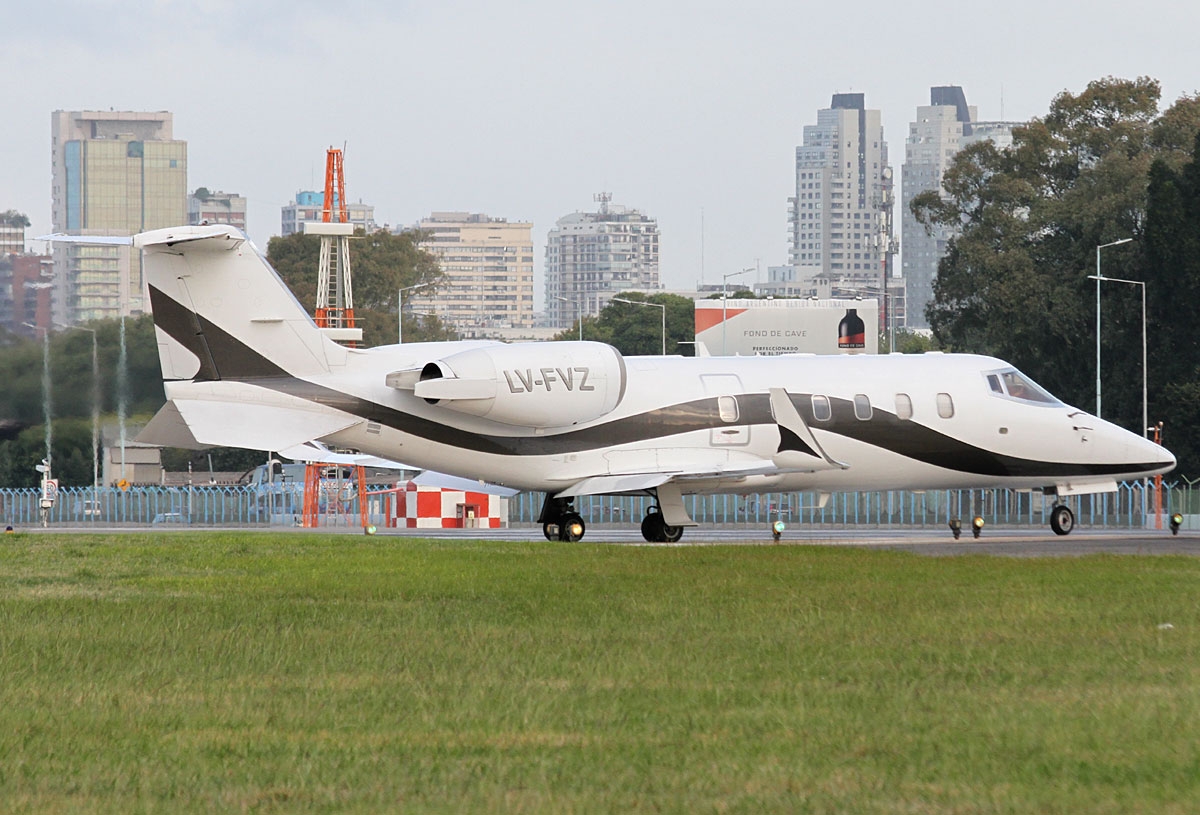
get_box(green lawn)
[1,532,1197,813]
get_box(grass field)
[1,532,1198,813]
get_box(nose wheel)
[1049,504,1075,536]
[640,505,684,543]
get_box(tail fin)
[137,225,340,382]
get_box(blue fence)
[509,480,1194,530]
[5,481,1192,531]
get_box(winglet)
[769,388,849,471]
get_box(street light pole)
[555,296,582,341]
[1088,273,1147,439]
[721,268,752,355]
[1095,237,1134,417]
[612,297,667,355]
[64,325,100,519]
[398,284,427,344]
[23,323,52,474]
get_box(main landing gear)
[539,496,586,542]
[538,493,689,543]
[1049,504,1075,536]
[640,505,684,543]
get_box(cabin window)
[936,392,955,419]
[811,394,832,422]
[717,395,739,423]
[853,394,872,421]
[895,393,913,421]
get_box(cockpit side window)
[985,368,1061,405]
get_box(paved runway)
[372,525,1200,557]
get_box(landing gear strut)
[640,505,684,543]
[539,495,586,542]
[1049,504,1075,536]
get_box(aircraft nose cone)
[1139,435,1175,474]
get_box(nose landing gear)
[1049,504,1075,536]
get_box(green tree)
[0,210,31,228]
[266,228,449,346]
[913,76,1200,473]
[1144,131,1200,474]
[552,293,698,356]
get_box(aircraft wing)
[276,440,416,470]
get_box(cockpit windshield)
[985,368,1061,405]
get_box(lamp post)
[64,325,100,519]
[612,297,666,356]
[555,295,583,341]
[1095,238,1133,417]
[1088,273,1147,439]
[398,284,428,344]
[721,268,752,355]
[22,323,52,474]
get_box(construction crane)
[305,146,361,346]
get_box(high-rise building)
[789,94,894,297]
[1,254,54,337]
[0,213,25,255]
[412,212,535,335]
[50,110,187,324]
[188,189,247,232]
[545,193,660,329]
[281,191,375,236]
[902,87,1018,329]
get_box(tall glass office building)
[51,111,187,323]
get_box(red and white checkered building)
[375,481,509,529]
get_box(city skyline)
[4,1,1197,305]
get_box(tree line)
[913,76,1200,475]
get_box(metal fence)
[3,480,1197,531]
[508,480,1196,531]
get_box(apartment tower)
[413,212,535,335]
[544,193,660,329]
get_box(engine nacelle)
[390,342,627,428]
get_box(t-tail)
[137,224,338,383]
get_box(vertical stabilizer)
[136,225,339,382]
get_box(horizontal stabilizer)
[37,233,134,246]
[173,400,360,452]
[135,401,207,449]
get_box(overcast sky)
[4,0,1197,305]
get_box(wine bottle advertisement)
[694,298,879,356]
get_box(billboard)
[694,298,879,356]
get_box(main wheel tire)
[1050,505,1075,536]
[543,522,558,541]
[559,513,586,542]
[661,523,684,543]
[641,506,668,542]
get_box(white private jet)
[84,224,1174,541]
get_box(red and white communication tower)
[305,146,361,346]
